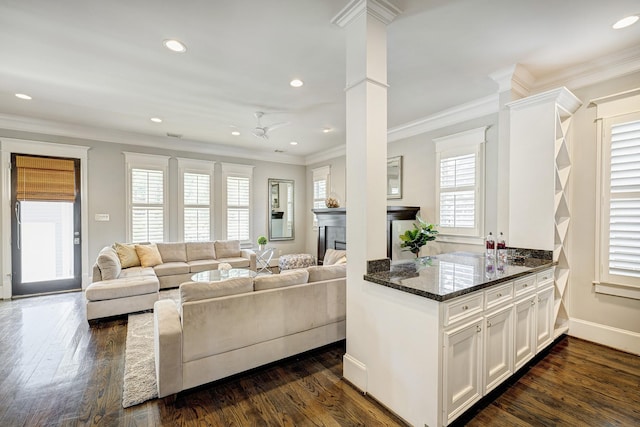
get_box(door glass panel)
[20,201,74,283]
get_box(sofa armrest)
[241,248,257,271]
[91,263,102,283]
[154,300,183,398]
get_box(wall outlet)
[94,213,110,221]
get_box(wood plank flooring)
[0,291,638,426]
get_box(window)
[434,127,486,241]
[124,152,169,243]
[312,166,331,226]
[178,158,214,242]
[221,163,254,243]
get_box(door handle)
[15,202,20,250]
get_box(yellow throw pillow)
[135,243,163,268]
[114,242,141,268]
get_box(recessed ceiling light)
[290,141,298,145]
[163,39,187,53]
[150,117,163,123]
[290,79,304,88]
[613,15,639,29]
[15,93,32,100]
[231,131,240,136]
[323,128,331,133]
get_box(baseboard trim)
[569,317,640,355]
[343,353,367,393]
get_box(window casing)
[177,158,214,242]
[221,163,254,244]
[596,109,640,290]
[124,152,169,243]
[434,127,486,241]
[312,166,331,226]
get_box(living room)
[1,0,640,426]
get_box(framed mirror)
[387,156,402,199]
[268,178,294,241]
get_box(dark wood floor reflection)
[0,292,638,426]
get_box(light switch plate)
[95,213,110,221]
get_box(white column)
[331,0,400,392]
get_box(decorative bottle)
[497,232,507,263]
[485,232,495,259]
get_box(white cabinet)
[443,317,483,424]
[514,293,536,370]
[483,305,513,393]
[536,285,554,351]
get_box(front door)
[11,154,82,296]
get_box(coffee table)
[191,268,257,282]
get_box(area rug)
[122,289,178,408]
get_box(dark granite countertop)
[364,251,555,302]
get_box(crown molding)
[0,114,306,166]
[305,144,346,165]
[490,64,534,99]
[506,87,582,115]
[331,0,401,28]
[533,44,640,92]
[387,94,498,143]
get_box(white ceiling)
[1,0,639,163]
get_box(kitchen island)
[357,251,557,426]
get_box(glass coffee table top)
[191,268,257,282]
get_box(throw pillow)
[135,243,164,268]
[254,269,309,291]
[323,249,347,266]
[186,242,216,261]
[214,240,241,258]
[96,246,122,280]
[113,242,140,268]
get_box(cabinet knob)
[487,321,492,328]
[531,300,536,306]
[497,293,502,297]
[476,325,482,333]
[523,284,528,288]
[462,305,468,311]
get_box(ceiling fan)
[252,111,289,140]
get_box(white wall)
[567,71,640,342]
[0,129,307,296]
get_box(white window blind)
[226,175,250,241]
[439,153,476,228]
[607,119,640,279]
[312,166,330,226]
[184,172,210,242]
[131,168,164,242]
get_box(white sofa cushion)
[323,249,347,265]
[188,259,219,273]
[119,266,156,278]
[214,240,241,258]
[154,262,190,277]
[85,276,158,301]
[157,243,188,262]
[215,257,250,268]
[254,269,308,291]
[186,242,216,261]
[96,246,121,280]
[180,277,254,303]
[307,264,346,282]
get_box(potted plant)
[399,215,438,258]
[257,236,268,251]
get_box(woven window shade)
[16,156,76,201]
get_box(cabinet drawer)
[514,274,536,298]
[485,281,513,310]
[444,293,484,327]
[536,268,554,285]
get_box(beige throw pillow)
[114,242,141,268]
[307,264,346,282]
[135,243,164,268]
[323,249,347,266]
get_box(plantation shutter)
[132,168,164,242]
[608,119,640,278]
[439,153,475,228]
[16,155,76,201]
[184,172,211,241]
[227,175,250,241]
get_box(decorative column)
[331,0,400,391]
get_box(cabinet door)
[536,286,554,351]
[514,294,536,370]
[443,318,483,424]
[484,306,513,393]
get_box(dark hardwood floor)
[0,291,638,426]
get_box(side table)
[255,247,275,274]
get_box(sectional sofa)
[153,261,347,398]
[85,240,256,320]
